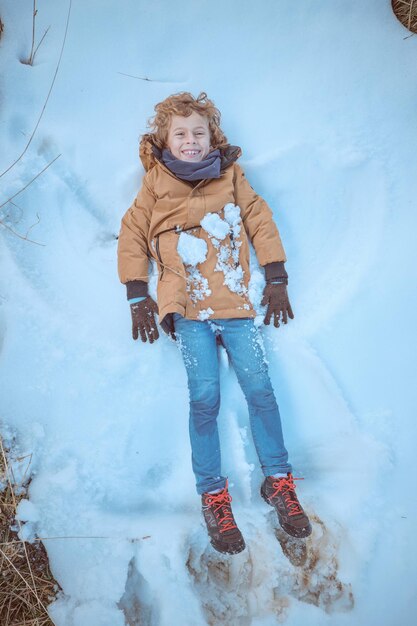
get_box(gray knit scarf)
[161,148,221,181]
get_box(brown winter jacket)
[117,135,287,328]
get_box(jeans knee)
[189,382,220,434]
[244,384,277,412]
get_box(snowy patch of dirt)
[186,510,353,624]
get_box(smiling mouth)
[182,150,201,156]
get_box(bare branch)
[117,71,153,81]
[32,25,51,61]
[20,4,49,67]
[0,219,45,246]
[29,1,36,65]
[0,154,61,210]
[0,535,151,545]
[0,439,47,615]
[2,200,24,225]
[0,0,72,179]
[25,212,41,238]
[116,72,187,84]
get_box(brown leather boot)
[201,481,245,555]
[261,473,312,538]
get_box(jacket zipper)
[155,224,203,280]
[155,235,164,280]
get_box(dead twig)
[0,153,61,210]
[0,204,45,246]
[0,534,152,544]
[0,0,72,179]
[25,212,42,238]
[0,435,59,624]
[0,219,45,246]
[29,1,37,64]
[0,439,46,616]
[392,0,417,33]
[0,549,49,613]
[117,72,186,83]
[20,0,51,66]
[117,71,154,81]
[32,25,51,61]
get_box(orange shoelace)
[204,483,237,533]
[270,473,304,517]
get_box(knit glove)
[261,283,294,327]
[130,297,160,343]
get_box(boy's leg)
[173,315,226,495]
[219,318,292,476]
[174,315,246,554]
[220,319,311,538]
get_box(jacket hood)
[139,133,242,174]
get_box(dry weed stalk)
[0,0,72,179]
[0,154,60,246]
[0,204,44,247]
[0,437,59,625]
[21,1,50,67]
[392,0,417,33]
[0,154,61,246]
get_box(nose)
[185,132,197,144]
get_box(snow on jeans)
[173,314,292,495]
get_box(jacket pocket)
[155,231,185,282]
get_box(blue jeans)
[173,314,292,494]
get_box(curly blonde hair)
[147,91,228,150]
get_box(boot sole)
[261,487,312,539]
[210,537,246,555]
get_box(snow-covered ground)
[1,1,416,624]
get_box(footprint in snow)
[267,510,354,613]
[185,511,353,625]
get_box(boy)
[117,92,311,554]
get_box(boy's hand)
[130,297,160,343]
[160,313,176,341]
[261,283,294,328]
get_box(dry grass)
[392,0,417,33]
[0,437,60,626]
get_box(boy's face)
[166,111,212,162]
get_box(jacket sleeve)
[233,163,287,265]
[117,176,157,285]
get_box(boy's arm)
[233,163,287,270]
[118,177,161,343]
[117,176,157,299]
[234,163,293,326]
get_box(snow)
[214,239,247,297]
[200,204,248,297]
[1,1,417,625]
[224,203,241,227]
[16,498,40,522]
[177,231,208,266]
[186,267,212,303]
[216,256,247,296]
[177,231,211,303]
[198,307,214,321]
[201,211,230,240]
